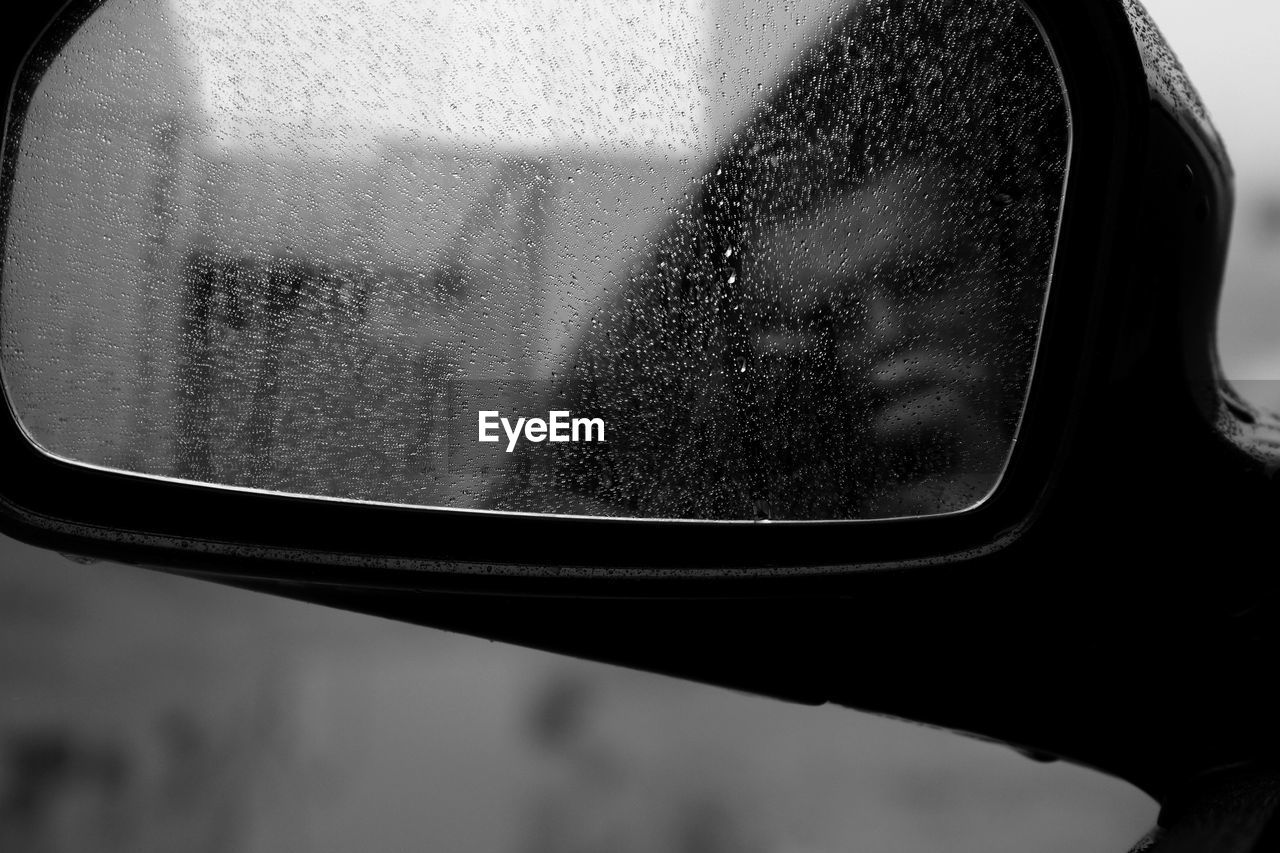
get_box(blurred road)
[2,534,1156,853]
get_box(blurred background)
[1161,0,1280,410]
[5,0,1279,849]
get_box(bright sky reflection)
[171,0,710,154]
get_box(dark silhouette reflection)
[490,0,1068,520]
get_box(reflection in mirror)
[1,0,1068,520]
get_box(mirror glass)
[1,0,1068,520]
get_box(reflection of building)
[175,146,557,503]
[3,0,570,502]
[3,0,204,470]
[3,0,848,506]
[2,0,700,505]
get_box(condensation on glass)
[0,0,1069,520]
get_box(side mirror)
[2,0,1276,804]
